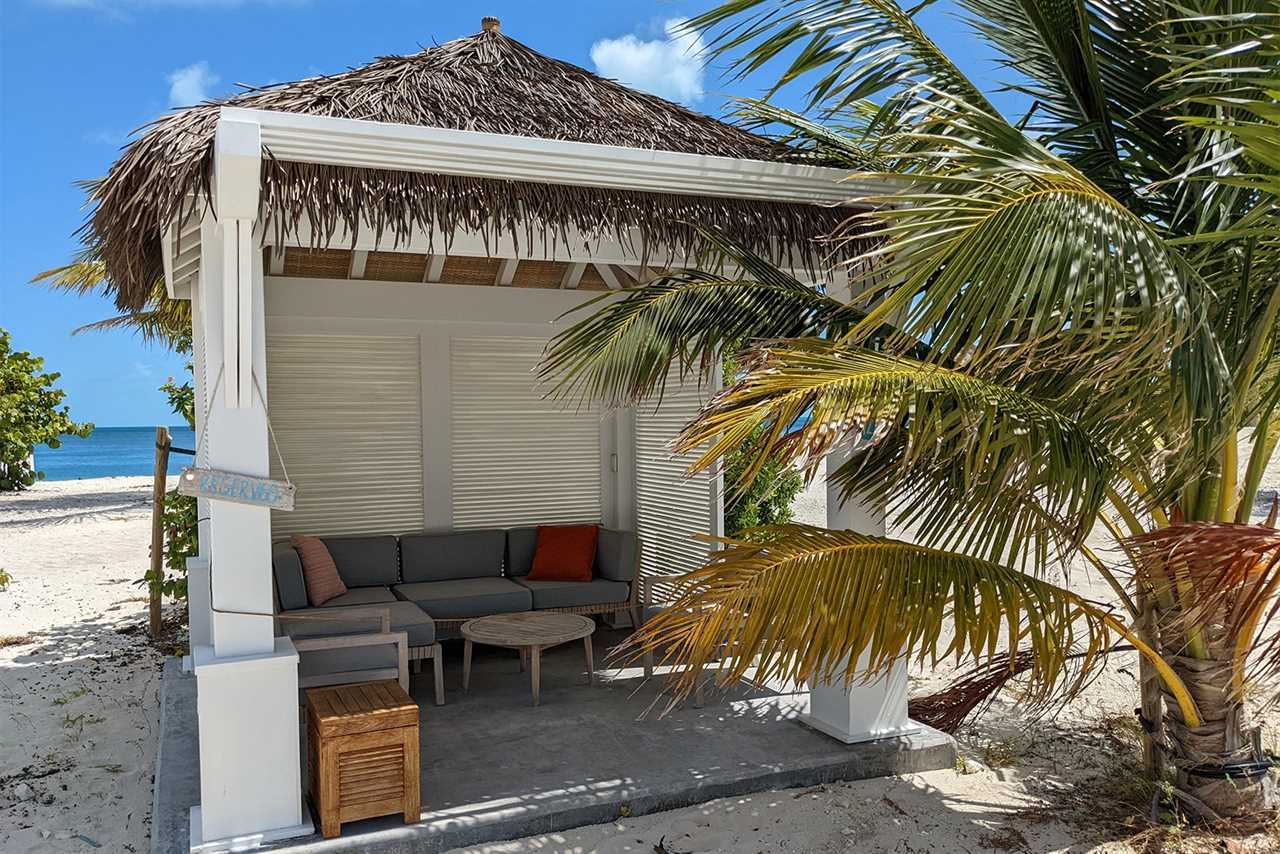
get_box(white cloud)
[590,18,706,105]
[167,61,220,106]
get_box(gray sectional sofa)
[272,527,640,704]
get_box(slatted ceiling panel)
[363,251,428,282]
[266,335,425,538]
[451,337,602,528]
[510,260,565,288]
[577,265,611,291]
[284,248,353,278]
[440,256,502,286]
[635,377,718,597]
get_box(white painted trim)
[594,263,623,290]
[349,249,368,278]
[220,107,892,206]
[425,254,445,282]
[561,262,586,289]
[496,257,519,286]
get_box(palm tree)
[32,249,191,347]
[541,1,1279,822]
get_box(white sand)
[0,477,168,853]
[2,470,1278,853]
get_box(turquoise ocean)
[34,426,198,481]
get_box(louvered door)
[634,376,722,595]
[450,337,602,528]
[266,334,425,538]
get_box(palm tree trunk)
[1161,644,1276,822]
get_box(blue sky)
[1,0,1015,428]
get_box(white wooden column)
[189,116,310,851]
[187,275,212,652]
[800,267,916,744]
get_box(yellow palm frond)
[624,524,1199,726]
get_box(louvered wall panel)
[266,335,425,538]
[450,337,602,528]
[635,378,719,594]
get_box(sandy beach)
[2,472,1279,853]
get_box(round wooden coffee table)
[460,612,596,706]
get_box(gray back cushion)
[401,530,505,582]
[320,535,400,587]
[596,528,637,582]
[272,543,309,611]
[505,527,538,577]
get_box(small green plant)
[721,347,805,536]
[0,568,11,591]
[52,687,87,706]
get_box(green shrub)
[0,329,92,491]
[721,346,805,536]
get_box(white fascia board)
[219,106,892,207]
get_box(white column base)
[800,656,919,744]
[189,803,313,853]
[192,637,305,846]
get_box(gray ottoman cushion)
[320,535,400,587]
[297,646,399,682]
[515,578,631,610]
[401,530,504,582]
[271,543,309,611]
[393,578,532,620]
[279,600,435,647]
[596,529,637,582]
[319,587,397,608]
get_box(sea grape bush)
[0,328,92,491]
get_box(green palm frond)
[841,142,1197,376]
[539,232,866,406]
[685,0,996,117]
[622,524,1199,724]
[728,97,894,169]
[675,341,1120,563]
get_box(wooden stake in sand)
[149,426,171,638]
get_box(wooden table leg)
[462,639,473,694]
[583,634,594,686]
[530,646,541,706]
[519,646,527,672]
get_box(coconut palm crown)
[540,0,1280,822]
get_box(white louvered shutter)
[634,376,721,596]
[450,337,602,528]
[266,334,425,538]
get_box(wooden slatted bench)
[305,681,421,838]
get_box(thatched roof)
[90,23,854,311]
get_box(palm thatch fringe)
[86,27,858,311]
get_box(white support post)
[799,267,917,744]
[189,116,310,851]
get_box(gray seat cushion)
[515,578,631,610]
[278,600,435,647]
[319,587,397,608]
[272,543,309,611]
[401,530,504,582]
[320,535,401,587]
[393,578,532,620]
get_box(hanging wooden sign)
[177,467,295,511]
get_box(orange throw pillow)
[527,525,598,583]
[291,535,347,607]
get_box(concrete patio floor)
[154,628,955,853]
